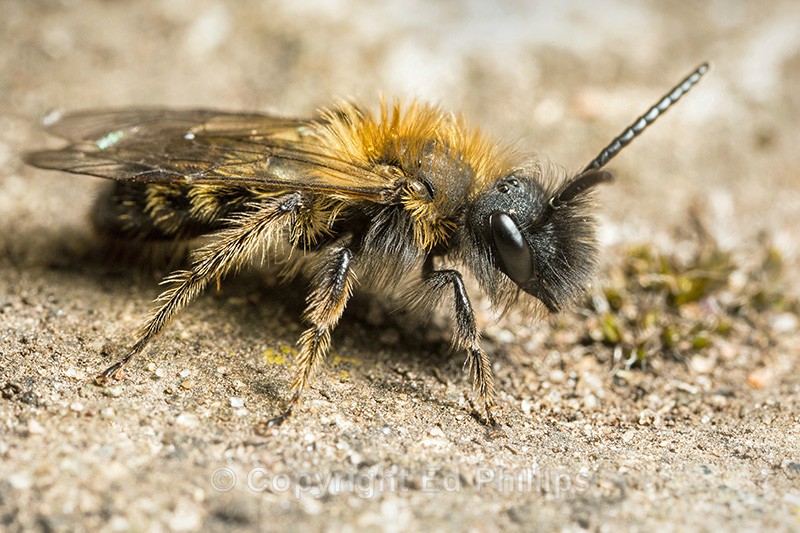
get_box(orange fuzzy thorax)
[314,99,517,249]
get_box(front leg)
[420,269,498,427]
[267,246,356,426]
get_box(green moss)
[601,313,622,344]
[579,229,795,370]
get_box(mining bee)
[24,63,708,427]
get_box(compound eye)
[489,212,533,286]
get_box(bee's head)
[465,167,612,312]
[463,62,708,311]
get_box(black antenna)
[583,62,709,173]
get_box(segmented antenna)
[583,62,709,172]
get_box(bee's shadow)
[29,228,463,390]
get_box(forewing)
[25,108,398,201]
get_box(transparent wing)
[24,108,399,201]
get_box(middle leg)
[268,245,356,426]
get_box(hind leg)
[97,192,303,382]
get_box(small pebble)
[429,426,446,438]
[495,329,515,344]
[747,367,773,389]
[8,472,32,490]
[770,313,797,334]
[583,395,599,410]
[63,367,84,379]
[107,516,129,532]
[229,397,244,408]
[27,419,44,435]
[520,398,532,415]
[176,413,200,428]
[348,451,362,465]
[638,409,656,426]
[103,386,123,398]
[690,355,715,375]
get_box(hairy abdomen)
[92,181,257,242]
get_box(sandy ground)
[2,1,799,531]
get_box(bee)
[24,63,708,427]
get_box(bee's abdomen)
[92,181,255,241]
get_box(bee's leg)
[423,269,498,427]
[267,246,355,426]
[96,193,303,383]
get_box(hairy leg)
[415,269,498,427]
[97,192,303,382]
[267,246,356,426]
